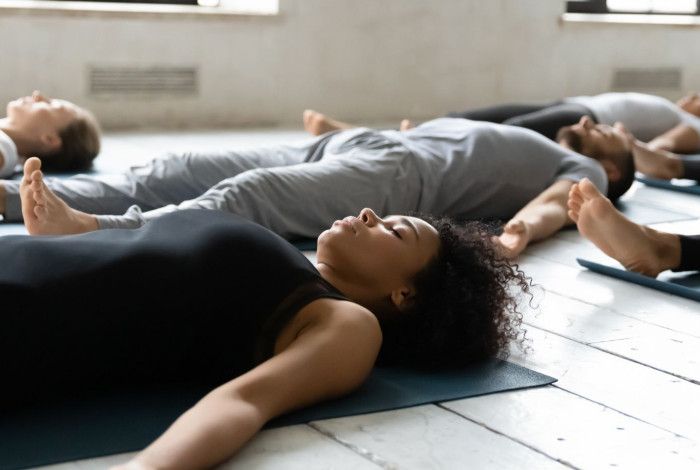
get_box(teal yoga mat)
[577,258,700,302]
[637,176,700,196]
[0,359,554,469]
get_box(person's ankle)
[86,214,99,231]
[74,212,99,233]
[667,155,684,179]
[645,227,681,272]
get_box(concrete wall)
[0,0,699,129]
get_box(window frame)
[566,0,700,15]
[0,0,279,18]
[49,0,199,4]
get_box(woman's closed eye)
[392,228,402,239]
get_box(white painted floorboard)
[444,387,699,469]
[19,128,700,469]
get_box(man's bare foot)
[632,142,684,180]
[302,110,353,136]
[399,119,414,131]
[20,157,99,235]
[567,178,681,277]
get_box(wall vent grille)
[89,66,198,95]
[611,68,682,90]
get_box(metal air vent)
[611,67,682,90]
[89,66,198,95]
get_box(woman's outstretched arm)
[113,299,381,470]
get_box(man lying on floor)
[2,117,633,258]
[305,92,700,181]
[305,92,700,154]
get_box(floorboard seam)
[436,403,580,470]
[523,322,700,386]
[519,262,700,339]
[549,385,692,440]
[305,423,391,469]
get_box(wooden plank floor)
[20,128,700,470]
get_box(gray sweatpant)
[2,131,424,239]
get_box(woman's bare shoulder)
[303,297,381,338]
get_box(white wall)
[1,0,699,129]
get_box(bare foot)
[20,157,99,235]
[302,109,353,136]
[567,178,681,276]
[632,142,683,180]
[399,119,414,131]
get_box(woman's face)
[316,208,440,300]
[6,91,80,141]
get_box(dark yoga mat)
[578,258,700,302]
[0,359,554,469]
[637,176,700,196]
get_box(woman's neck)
[316,261,385,313]
[0,120,34,157]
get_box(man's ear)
[600,159,621,182]
[40,132,62,153]
[390,286,416,311]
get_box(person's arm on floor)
[647,124,700,154]
[112,300,381,470]
[494,179,574,258]
[631,141,685,180]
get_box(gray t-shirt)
[566,92,700,143]
[362,118,608,220]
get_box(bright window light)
[199,0,278,13]
[607,0,698,13]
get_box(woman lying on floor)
[0,90,100,178]
[1,158,529,469]
[568,178,700,276]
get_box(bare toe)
[23,157,42,178]
[400,119,414,131]
[578,178,602,199]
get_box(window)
[19,0,279,15]
[50,0,199,4]
[41,0,269,7]
[567,0,700,14]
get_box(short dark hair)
[556,126,634,203]
[39,109,101,172]
[606,149,635,203]
[376,216,530,369]
[556,126,582,153]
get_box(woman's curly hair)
[377,215,530,369]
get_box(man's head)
[556,116,635,202]
[677,93,700,117]
[5,91,100,171]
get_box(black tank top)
[0,210,347,405]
